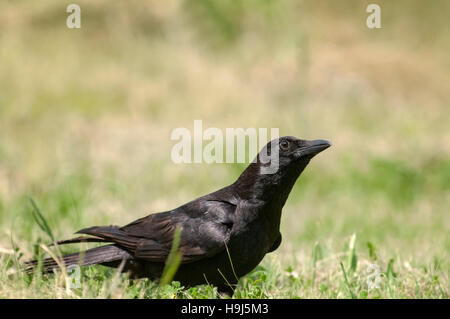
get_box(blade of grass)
[159,226,183,287]
[340,261,356,299]
[224,241,238,282]
[29,197,54,242]
[217,268,234,296]
[347,233,357,273]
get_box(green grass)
[0,0,449,298]
[1,155,447,298]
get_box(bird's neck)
[233,160,309,207]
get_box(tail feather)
[25,245,132,273]
[50,235,106,246]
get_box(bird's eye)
[280,140,289,150]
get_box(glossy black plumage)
[25,136,330,294]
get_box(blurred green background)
[0,0,448,298]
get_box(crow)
[25,136,330,294]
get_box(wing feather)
[73,200,236,263]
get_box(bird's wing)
[76,200,236,263]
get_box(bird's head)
[235,136,331,202]
[257,136,331,175]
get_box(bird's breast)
[226,218,278,276]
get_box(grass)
[0,0,449,298]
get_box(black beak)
[297,139,331,158]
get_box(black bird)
[26,136,330,294]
